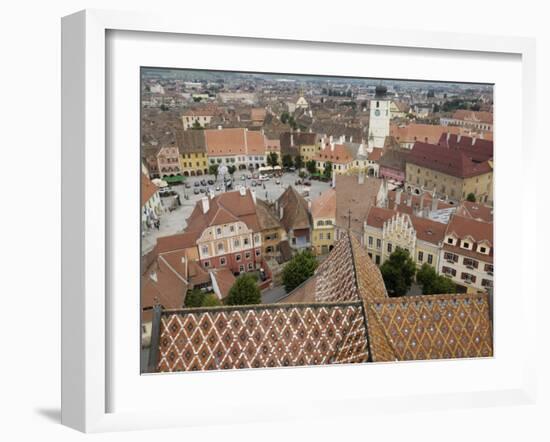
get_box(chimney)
[431,193,438,212]
[239,186,246,196]
[201,196,210,214]
[350,136,353,143]
[329,135,333,144]
[251,190,257,204]
[330,143,335,152]
[340,135,345,144]
[279,206,284,220]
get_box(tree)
[323,161,333,181]
[267,152,279,168]
[184,288,204,308]
[280,111,290,124]
[380,247,417,297]
[282,250,318,293]
[416,263,457,295]
[294,155,304,170]
[191,120,203,130]
[201,293,222,307]
[306,160,317,175]
[226,274,261,306]
[466,192,476,202]
[209,164,219,180]
[227,165,236,176]
[282,154,293,169]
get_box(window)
[266,246,273,253]
[478,245,488,254]
[239,264,245,272]
[444,252,458,263]
[461,272,477,284]
[376,238,381,249]
[216,227,222,235]
[485,264,494,274]
[244,238,249,246]
[462,241,471,249]
[217,243,224,252]
[427,254,433,265]
[220,257,226,266]
[481,279,493,288]
[317,220,324,226]
[201,245,209,255]
[255,249,261,257]
[254,235,260,244]
[327,233,331,240]
[368,253,373,259]
[234,239,241,248]
[245,252,251,259]
[368,236,373,247]
[442,266,456,277]
[230,225,235,232]
[236,254,241,262]
[204,260,210,268]
[375,255,381,265]
[463,258,479,269]
[387,243,392,253]
[319,233,324,240]
[418,251,423,262]
[446,237,454,245]
[248,263,254,270]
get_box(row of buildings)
[308,174,493,294]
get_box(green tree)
[282,154,293,169]
[380,247,417,297]
[282,250,318,293]
[226,274,261,306]
[185,288,204,308]
[267,152,279,168]
[323,161,333,180]
[201,293,222,307]
[416,263,457,295]
[306,160,317,175]
[227,165,236,176]
[466,192,476,202]
[209,164,219,180]
[280,111,290,124]
[191,120,203,130]
[294,155,304,170]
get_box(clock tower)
[368,85,390,149]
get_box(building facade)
[311,189,336,255]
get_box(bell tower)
[368,84,391,149]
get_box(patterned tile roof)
[148,232,493,372]
[151,302,369,372]
[367,293,493,361]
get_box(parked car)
[251,180,257,187]
[199,188,206,193]
[240,175,246,181]
[207,179,214,185]
[215,186,221,191]
[184,183,191,189]
[194,181,200,187]
[275,179,281,185]
[303,181,311,186]
[200,179,207,186]
[193,188,200,195]
[259,175,269,181]
[295,179,302,185]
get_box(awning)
[163,175,185,184]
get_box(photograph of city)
[140,68,494,373]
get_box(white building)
[368,85,391,149]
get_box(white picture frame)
[61,9,538,433]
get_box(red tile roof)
[408,141,493,178]
[141,173,158,207]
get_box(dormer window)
[446,237,455,245]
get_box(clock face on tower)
[374,109,380,116]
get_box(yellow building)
[311,188,336,255]
[176,129,208,176]
[405,138,493,204]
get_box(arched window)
[317,220,324,227]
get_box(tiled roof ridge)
[160,299,364,316]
